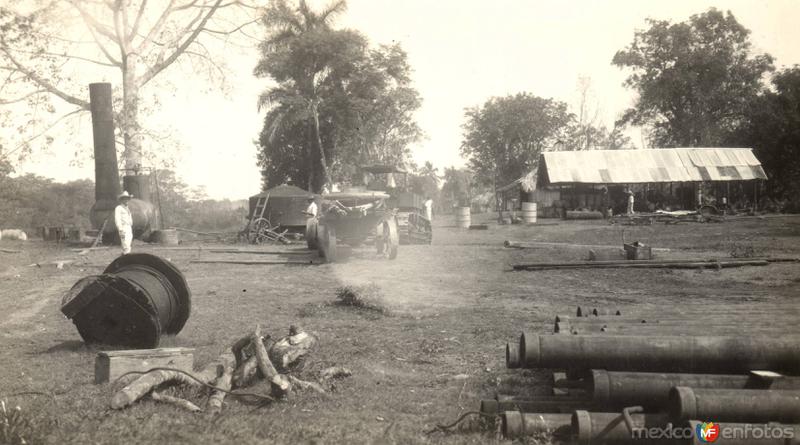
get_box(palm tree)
[255,0,348,191]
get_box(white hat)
[118,191,133,200]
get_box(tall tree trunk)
[310,101,330,192]
[122,54,142,171]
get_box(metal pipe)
[61,253,191,348]
[89,83,121,231]
[670,387,800,423]
[501,411,572,439]
[513,259,769,271]
[480,398,592,416]
[572,410,673,445]
[591,370,800,411]
[685,421,800,445]
[506,342,520,368]
[518,333,800,374]
[558,323,779,336]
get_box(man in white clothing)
[115,191,134,255]
[423,196,433,222]
[303,196,318,218]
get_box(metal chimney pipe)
[89,83,120,204]
[89,83,121,231]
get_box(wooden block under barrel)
[95,347,194,384]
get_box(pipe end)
[669,386,696,420]
[500,411,522,439]
[571,410,592,445]
[518,331,540,368]
[506,342,520,368]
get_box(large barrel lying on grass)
[61,253,191,348]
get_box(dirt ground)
[1,214,799,444]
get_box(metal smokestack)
[89,83,121,231]
[88,82,155,240]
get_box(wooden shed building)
[498,148,768,217]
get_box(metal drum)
[522,202,537,223]
[455,207,471,228]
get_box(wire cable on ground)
[425,411,498,435]
[113,367,275,403]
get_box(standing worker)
[423,196,433,222]
[626,189,635,215]
[303,196,318,218]
[600,186,611,219]
[115,191,133,255]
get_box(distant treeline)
[0,170,247,235]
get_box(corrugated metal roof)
[539,148,767,185]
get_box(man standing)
[626,189,635,215]
[303,196,318,218]
[423,196,433,222]
[600,186,611,219]
[115,191,134,255]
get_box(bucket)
[522,202,537,224]
[455,207,471,228]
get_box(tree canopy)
[733,66,800,200]
[460,93,573,189]
[612,8,774,147]
[0,0,258,169]
[255,0,422,192]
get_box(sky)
[13,0,800,200]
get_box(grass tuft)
[334,284,391,315]
[1,400,40,445]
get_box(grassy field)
[1,214,799,444]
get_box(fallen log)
[206,350,236,415]
[111,346,237,410]
[232,355,259,388]
[253,325,291,396]
[0,248,21,253]
[151,391,202,412]
[111,324,335,413]
[111,369,205,410]
[288,375,326,394]
[269,327,318,372]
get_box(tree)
[733,66,800,201]
[255,0,422,192]
[0,1,258,169]
[439,167,473,209]
[255,0,349,191]
[460,93,573,190]
[612,8,774,147]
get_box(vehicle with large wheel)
[360,165,432,245]
[305,190,399,262]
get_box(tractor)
[360,165,432,245]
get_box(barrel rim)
[105,253,191,334]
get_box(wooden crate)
[624,242,652,260]
[95,347,194,384]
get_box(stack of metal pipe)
[487,305,800,443]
